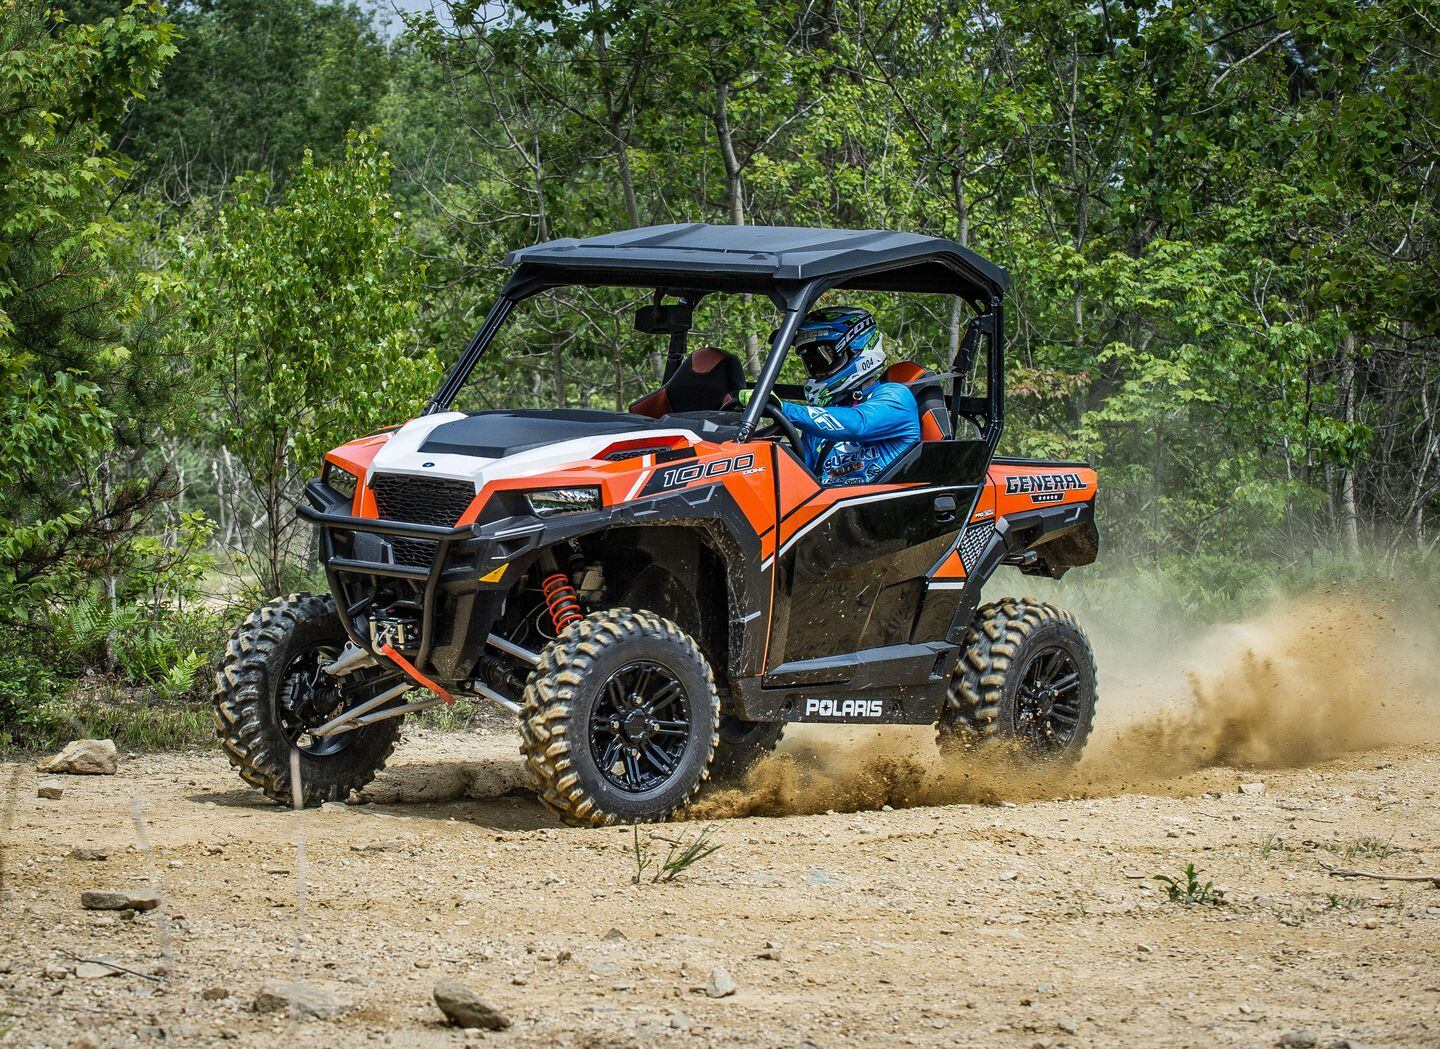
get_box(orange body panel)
[326,433,391,516]
[985,461,1098,518]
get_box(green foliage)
[0,0,184,617]
[5,0,1440,743]
[630,824,723,884]
[185,133,440,592]
[123,0,391,200]
[1154,863,1217,906]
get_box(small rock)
[350,840,402,853]
[1057,1017,1079,1034]
[80,889,161,912]
[251,979,353,1020]
[669,1012,694,1031]
[805,869,839,886]
[37,739,117,775]
[69,1035,100,1049]
[1240,782,1266,797]
[602,927,627,942]
[1328,1040,1367,1049]
[706,966,737,998]
[433,979,511,1030]
[37,780,64,800]
[69,846,111,861]
[201,986,231,1001]
[74,961,121,979]
[1000,870,1019,881]
[1277,1031,1317,1048]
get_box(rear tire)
[520,608,719,827]
[937,597,1098,763]
[213,593,402,806]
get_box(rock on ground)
[37,779,64,799]
[37,739,117,775]
[79,889,161,912]
[74,961,122,979]
[433,980,511,1030]
[69,846,111,861]
[251,980,353,1020]
[707,966,737,998]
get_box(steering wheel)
[751,393,805,458]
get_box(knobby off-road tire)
[938,597,1098,763]
[707,716,784,787]
[520,608,719,827]
[214,593,401,806]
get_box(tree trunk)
[1338,330,1361,558]
[715,80,759,371]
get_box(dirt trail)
[3,592,1440,1047]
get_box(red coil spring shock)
[541,572,583,632]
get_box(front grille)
[370,473,476,527]
[391,536,439,568]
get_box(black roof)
[502,223,1007,302]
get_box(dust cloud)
[687,589,1440,820]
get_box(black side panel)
[888,439,990,486]
[768,486,975,670]
[732,642,954,725]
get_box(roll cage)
[425,223,1008,452]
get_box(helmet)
[793,306,886,406]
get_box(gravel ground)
[2,725,1438,1049]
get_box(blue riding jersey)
[775,381,920,486]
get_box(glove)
[733,387,755,408]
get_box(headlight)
[525,487,601,517]
[323,463,358,500]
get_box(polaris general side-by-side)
[214,225,1101,826]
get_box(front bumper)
[299,479,546,684]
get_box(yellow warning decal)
[479,563,508,583]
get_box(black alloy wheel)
[214,593,406,806]
[273,642,354,757]
[1013,645,1083,754]
[520,608,720,827]
[937,597,1099,764]
[589,660,692,793]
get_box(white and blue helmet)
[793,306,887,406]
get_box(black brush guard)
[299,478,541,685]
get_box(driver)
[759,307,920,486]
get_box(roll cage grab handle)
[423,273,1005,454]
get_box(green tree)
[186,134,441,593]
[123,0,392,200]
[0,0,178,618]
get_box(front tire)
[520,609,719,827]
[214,593,403,805]
[937,598,1098,763]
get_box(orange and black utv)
[214,225,1101,826]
